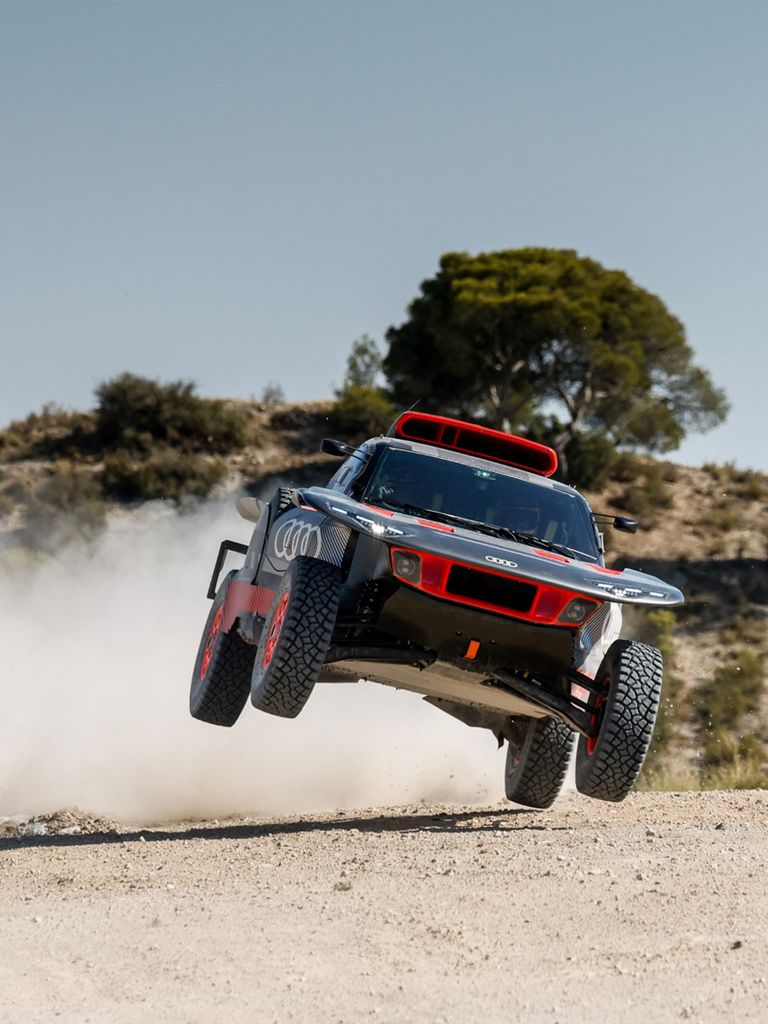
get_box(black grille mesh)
[446,565,536,612]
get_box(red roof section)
[387,412,558,477]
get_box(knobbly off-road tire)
[271,487,294,520]
[190,572,256,727]
[575,640,663,803]
[250,556,341,719]
[504,717,575,809]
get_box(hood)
[303,488,684,608]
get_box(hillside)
[1,397,766,788]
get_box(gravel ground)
[1,790,767,1024]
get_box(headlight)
[557,596,600,625]
[353,514,408,538]
[391,550,422,584]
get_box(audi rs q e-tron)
[190,412,683,806]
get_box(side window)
[327,449,369,493]
[327,456,355,492]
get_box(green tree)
[331,336,395,438]
[342,335,384,389]
[384,249,728,477]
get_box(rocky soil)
[1,790,767,1024]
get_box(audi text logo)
[485,555,518,569]
[274,519,322,561]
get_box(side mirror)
[321,438,355,457]
[593,513,640,534]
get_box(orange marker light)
[463,639,480,660]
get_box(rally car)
[190,412,684,806]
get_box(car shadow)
[0,806,572,850]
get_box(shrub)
[27,471,107,545]
[330,336,396,440]
[95,374,246,454]
[701,757,767,790]
[620,462,673,524]
[637,610,682,774]
[102,449,227,503]
[611,452,643,483]
[259,382,285,404]
[563,432,617,490]
[702,462,724,481]
[658,461,679,483]
[721,465,765,501]
[701,503,740,534]
[721,615,765,647]
[329,385,396,440]
[0,405,95,461]
[740,475,765,501]
[696,648,764,741]
[0,488,14,517]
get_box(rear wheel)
[190,572,255,727]
[271,486,294,519]
[575,640,663,802]
[250,556,341,719]
[504,717,574,809]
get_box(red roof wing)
[387,412,558,477]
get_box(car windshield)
[363,447,599,562]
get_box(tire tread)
[575,640,663,802]
[505,718,574,809]
[251,557,340,718]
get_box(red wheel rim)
[586,677,608,756]
[200,606,223,681]
[263,591,290,669]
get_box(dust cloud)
[1,503,499,823]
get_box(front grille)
[446,565,537,613]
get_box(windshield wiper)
[365,500,520,541]
[365,498,486,530]
[499,530,588,560]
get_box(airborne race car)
[190,412,684,807]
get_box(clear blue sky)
[2,1,766,469]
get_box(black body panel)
[374,585,575,677]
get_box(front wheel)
[250,556,341,719]
[504,717,574,809]
[575,640,663,802]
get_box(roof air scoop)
[387,412,558,477]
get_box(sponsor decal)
[273,519,322,561]
[485,555,519,569]
[595,582,644,598]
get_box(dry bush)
[620,462,673,524]
[25,471,108,547]
[96,374,246,454]
[0,405,95,461]
[695,648,765,769]
[102,450,227,503]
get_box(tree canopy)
[384,249,728,474]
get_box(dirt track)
[1,791,767,1024]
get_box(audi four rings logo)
[485,555,518,569]
[274,519,322,561]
